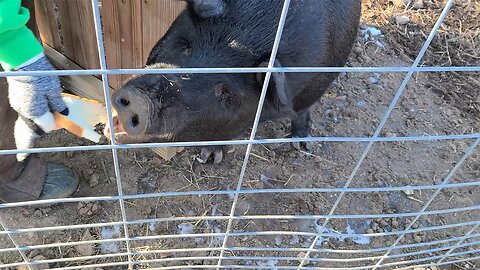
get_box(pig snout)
[111,87,150,136]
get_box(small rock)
[370,84,384,92]
[413,0,424,9]
[402,187,415,196]
[395,15,410,25]
[260,174,270,184]
[345,238,354,245]
[297,252,307,258]
[89,173,100,187]
[82,169,94,179]
[414,235,422,243]
[78,202,100,217]
[412,223,419,229]
[32,209,43,218]
[426,217,432,224]
[385,132,397,138]
[366,228,374,234]
[368,77,380,85]
[76,230,95,256]
[28,249,40,259]
[392,220,399,228]
[356,100,367,108]
[380,220,388,227]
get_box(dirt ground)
[1,1,479,269]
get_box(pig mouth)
[103,116,163,144]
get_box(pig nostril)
[131,115,140,128]
[118,98,130,107]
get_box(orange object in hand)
[53,93,116,143]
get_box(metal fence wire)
[0,0,479,269]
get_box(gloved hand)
[7,55,69,161]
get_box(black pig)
[110,0,362,164]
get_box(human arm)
[1,0,69,128]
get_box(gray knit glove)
[7,55,69,160]
[7,55,69,131]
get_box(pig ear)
[256,59,289,110]
[184,0,227,18]
[214,82,234,108]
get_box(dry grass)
[362,0,480,127]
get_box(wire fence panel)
[0,0,479,270]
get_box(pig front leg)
[291,108,313,151]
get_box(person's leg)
[0,0,78,203]
[0,76,46,202]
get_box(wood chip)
[151,147,185,161]
[402,187,415,196]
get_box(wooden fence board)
[56,0,100,69]
[141,0,186,61]
[44,45,110,103]
[33,0,185,90]
[102,0,144,88]
[33,0,61,51]
[102,0,185,89]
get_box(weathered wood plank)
[76,0,101,69]
[44,45,109,103]
[56,0,100,69]
[102,0,185,90]
[33,0,61,50]
[102,0,143,89]
[34,0,185,90]
[141,0,185,61]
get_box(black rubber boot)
[38,163,78,201]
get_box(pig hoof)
[197,147,224,164]
[292,136,313,152]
